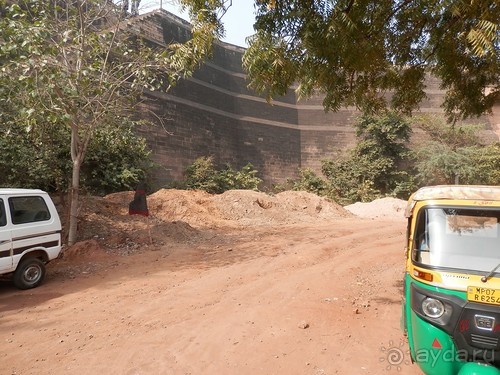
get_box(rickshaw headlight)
[422,298,445,318]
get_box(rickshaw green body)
[402,185,500,375]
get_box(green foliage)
[283,112,416,204]
[412,115,482,149]
[355,113,412,156]
[237,0,500,121]
[285,113,498,203]
[470,143,500,185]
[413,142,471,185]
[0,119,154,195]
[411,115,500,185]
[0,123,69,191]
[170,0,227,74]
[184,156,220,193]
[321,153,385,204]
[413,137,500,187]
[321,112,414,203]
[218,163,262,192]
[82,120,155,195]
[289,168,327,196]
[183,156,262,194]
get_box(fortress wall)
[129,10,498,189]
[130,10,359,187]
[168,78,299,124]
[299,129,358,173]
[138,91,301,187]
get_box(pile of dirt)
[63,239,107,260]
[147,189,220,227]
[211,189,351,225]
[77,192,207,251]
[75,189,405,255]
[344,196,407,219]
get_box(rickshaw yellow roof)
[412,185,500,201]
[405,185,500,217]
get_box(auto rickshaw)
[402,185,500,375]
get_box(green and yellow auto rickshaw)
[402,185,500,375]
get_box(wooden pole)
[147,216,153,245]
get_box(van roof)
[0,188,47,196]
[405,185,500,217]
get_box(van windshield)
[413,207,500,273]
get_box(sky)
[140,0,257,47]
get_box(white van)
[0,189,62,289]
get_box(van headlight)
[422,297,445,318]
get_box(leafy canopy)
[411,115,500,185]
[0,119,153,195]
[0,0,207,244]
[321,112,414,203]
[238,0,499,121]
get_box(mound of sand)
[210,189,351,225]
[75,189,406,254]
[148,189,218,227]
[344,197,407,219]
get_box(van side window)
[8,196,51,225]
[0,199,6,227]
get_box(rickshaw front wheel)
[457,362,500,375]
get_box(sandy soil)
[0,190,422,375]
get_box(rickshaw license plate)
[467,286,500,306]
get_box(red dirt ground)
[0,189,422,374]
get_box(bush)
[281,112,416,204]
[184,156,221,193]
[284,112,500,204]
[0,122,71,191]
[411,116,500,186]
[0,119,154,195]
[82,119,155,195]
[183,156,262,194]
[321,112,414,203]
[414,142,500,185]
[289,168,327,196]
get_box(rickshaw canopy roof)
[405,185,500,217]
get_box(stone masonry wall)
[126,10,499,189]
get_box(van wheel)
[13,258,46,289]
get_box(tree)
[247,0,499,121]
[0,122,71,192]
[0,115,152,196]
[411,115,500,185]
[175,0,499,121]
[321,112,414,203]
[0,0,202,245]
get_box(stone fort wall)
[124,10,499,188]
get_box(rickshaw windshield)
[413,207,500,273]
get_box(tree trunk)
[67,125,83,247]
[67,157,81,246]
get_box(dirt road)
[0,190,422,374]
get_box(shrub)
[0,119,154,195]
[289,168,327,196]
[183,156,262,194]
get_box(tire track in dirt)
[0,214,420,374]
